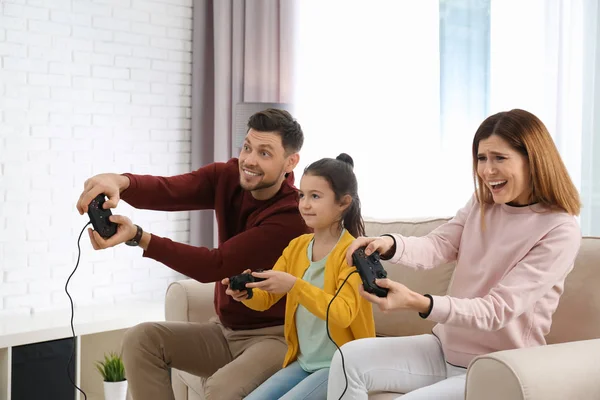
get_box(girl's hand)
[359,278,430,314]
[345,236,395,266]
[221,269,251,301]
[246,270,297,294]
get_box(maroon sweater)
[120,158,309,330]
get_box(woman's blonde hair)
[472,109,581,216]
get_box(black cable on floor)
[65,221,91,400]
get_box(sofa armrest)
[165,279,217,323]
[466,339,600,400]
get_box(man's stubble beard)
[239,165,287,193]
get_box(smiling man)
[75,109,310,400]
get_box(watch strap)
[126,224,143,246]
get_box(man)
[76,109,310,399]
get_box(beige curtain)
[190,0,297,247]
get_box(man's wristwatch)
[125,224,143,246]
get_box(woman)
[327,109,582,399]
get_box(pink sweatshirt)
[389,194,581,367]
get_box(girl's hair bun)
[336,153,354,168]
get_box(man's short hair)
[247,108,304,154]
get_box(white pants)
[327,334,466,400]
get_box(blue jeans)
[244,361,329,400]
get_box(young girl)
[223,153,376,400]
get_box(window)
[293,0,600,235]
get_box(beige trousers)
[122,317,287,400]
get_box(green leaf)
[95,352,126,382]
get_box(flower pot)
[103,380,128,400]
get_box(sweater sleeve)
[120,162,224,211]
[143,213,306,283]
[290,256,364,329]
[388,194,476,269]
[242,246,291,311]
[427,220,581,331]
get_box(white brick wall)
[0,0,193,316]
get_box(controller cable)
[65,221,91,400]
[326,269,358,400]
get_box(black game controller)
[353,247,389,297]
[229,269,267,299]
[87,194,118,239]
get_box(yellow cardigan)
[243,231,376,368]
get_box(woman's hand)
[359,278,431,314]
[221,269,251,301]
[345,235,395,266]
[246,270,297,294]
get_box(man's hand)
[88,215,137,250]
[77,173,130,215]
[345,235,395,266]
[222,269,251,301]
[246,270,297,294]
[359,278,430,314]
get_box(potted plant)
[95,352,127,400]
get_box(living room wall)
[0,0,192,316]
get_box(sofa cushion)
[545,236,600,344]
[364,218,456,337]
